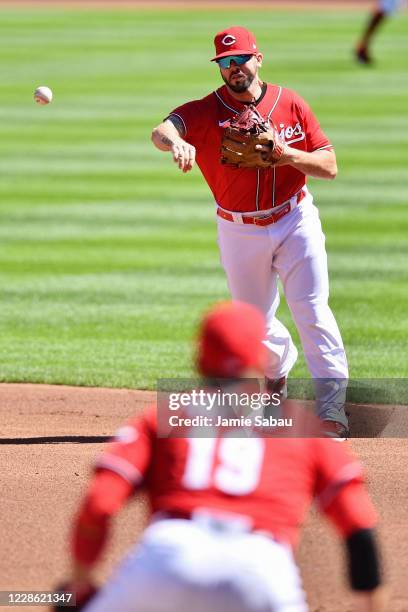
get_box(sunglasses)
[216,54,253,69]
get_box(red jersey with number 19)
[94,406,376,550]
[168,83,333,213]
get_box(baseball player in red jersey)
[151,26,349,437]
[59,303,386,612]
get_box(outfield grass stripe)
[1,8,407,385]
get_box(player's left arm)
[277,147,337,180]
[314,440,388,612]
[322,481,388,612]
[276,93,337,179]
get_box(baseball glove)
[52,582,98,611]
[220,105,285,169]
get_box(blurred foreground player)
[355,0,404,64]
[56,302,387,612]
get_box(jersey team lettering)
[278,122,305,145]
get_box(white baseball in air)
[34,86,53,105]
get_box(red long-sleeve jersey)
[72,406,377,566]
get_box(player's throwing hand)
[171,139,196,173]
[151,119,196,173]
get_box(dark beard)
[223,72,255,93]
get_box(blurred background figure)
[54,302,387,612]
[355,0,403,64]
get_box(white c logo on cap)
[222,35,236,46]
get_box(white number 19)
[182,437,265,495]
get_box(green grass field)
[0,6,407,388]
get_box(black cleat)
[355,46,373,65]
[321,420,350,441]
[265,376,288,402]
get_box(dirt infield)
[1,383,407,611]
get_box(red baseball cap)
[211,26,259,61]
[197,301,266,378]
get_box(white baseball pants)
[216,190,349,382]
[84,518,308,612]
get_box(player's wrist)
[171,136,191,152]
[279,145,296,163]
[272,144,293,167]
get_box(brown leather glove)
[220,105,285,169]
